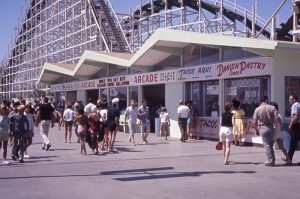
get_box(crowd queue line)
[0,94,299,167]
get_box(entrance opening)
[86,89,99,104]
[143,84,165,133]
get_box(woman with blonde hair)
[231,99,245,146]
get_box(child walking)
[159,107,170,140]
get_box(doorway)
[143,84,165,133]
[86,89,99,105]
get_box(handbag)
[215,141,223,150]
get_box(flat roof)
[38,28,300,84]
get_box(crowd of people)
[219,95,300,167]
[0,96,174,165]
[0,94,299,167]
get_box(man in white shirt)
[177,100,190,142]
[287,94,300,163]
[125,100,139,146]
[84,98,96,117]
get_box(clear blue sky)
[0,0,293,64]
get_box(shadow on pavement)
[0,173,100,180]
[230,161,263,165]
[100,167,256,182]
[49,148,76,151]
[29,155,59,159]
[0,166,256,181]
[116,147,145,153]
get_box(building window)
[285,76,300,117]
[224,77,270,118]
[129,86,138,103]
[201,46,219,65]
[186,80,219,117]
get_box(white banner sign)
[50,57,272,92]
[215,57,269,78]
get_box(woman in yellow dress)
[231,99,245,146]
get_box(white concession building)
[39,28,300,144]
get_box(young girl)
[75,108,88,156]
[159,107,170,140]
[0,106,10,165]
[270,102,292,165]
[24,105,35,158]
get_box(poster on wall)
[227,87,237,96]
[207,85,219,95]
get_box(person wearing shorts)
[0,105,10,165]
[219,103,233,165]
[63,104,75,143]
[107,98,120,152]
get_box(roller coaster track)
[121,0,300,51]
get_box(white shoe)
[143,141,147,145]
[111,148,118,152]
[3,160,10,165]
[24,154,30,159]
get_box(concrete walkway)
[0,127,299,199]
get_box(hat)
[91,105,97,113]
[112,98,119,104]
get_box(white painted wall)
[77,90,87,105]
[273,47,300,121]
[165,82,184,138]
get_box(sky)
[0,0,293,65]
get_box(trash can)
[155,118,160,136]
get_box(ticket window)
[224,77,270,118]
[185,80,219,117]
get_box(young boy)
[0,105,10,165]
[10,105,29,163]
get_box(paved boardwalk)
[0,127,299,199]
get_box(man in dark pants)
[287,94,300,163]
[177,100,190,142]
[35,96,55,151]
[10,105,29,163]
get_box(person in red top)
[88,106,100,154]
